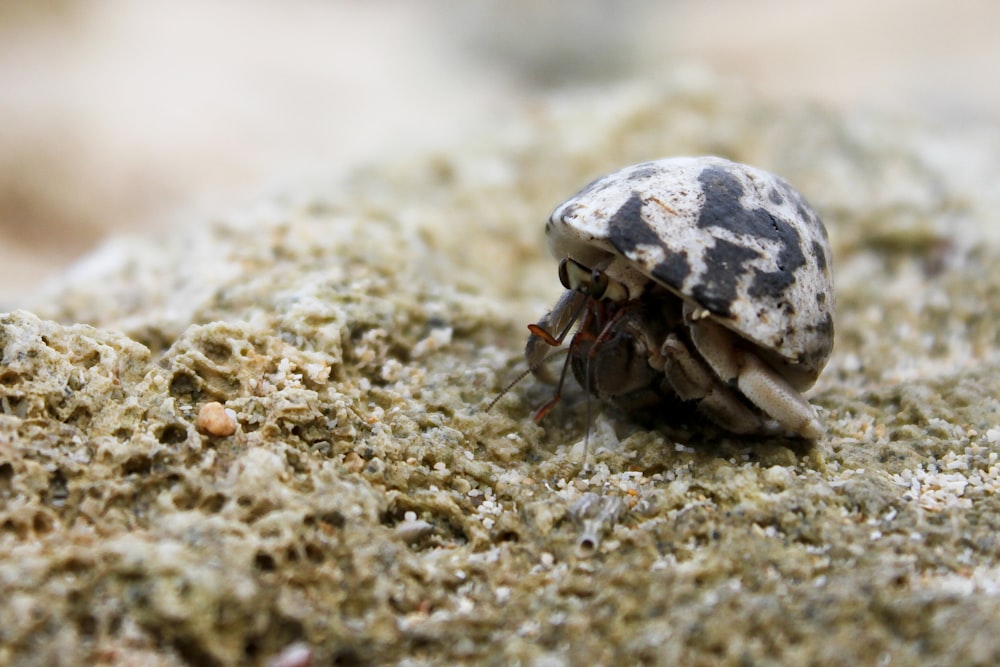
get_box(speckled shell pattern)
[546,157,834,381]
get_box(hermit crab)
[525,156,834,439]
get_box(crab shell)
[545,156,834,390]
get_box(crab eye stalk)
[588,269,609,299]
[559,257,608,297]
[557,257,573,290]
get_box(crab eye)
[558,258,607,298]
[557,258,573,290]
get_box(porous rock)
[3,76,1000,665]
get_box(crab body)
[526,156,834,439]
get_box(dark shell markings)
[527,156,835,439]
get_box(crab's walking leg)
[735,354,824,440]
[659,335,766,434]
[686,308,824,439]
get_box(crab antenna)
[485,347,570,413]
[531,344,575,421]
[577,303,634,474]
[581,348,593,474]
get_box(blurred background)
[1,0,997,305]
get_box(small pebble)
[195,401,238,437]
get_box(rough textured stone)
[3,77,1000,666]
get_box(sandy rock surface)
[3,78,1000,666]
